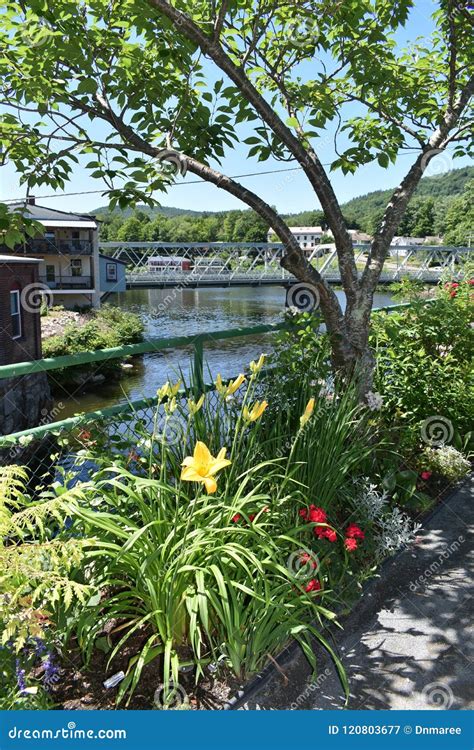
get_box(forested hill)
[337,166,473,234]
[95,166,473,245]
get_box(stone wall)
[0,372,53,437]
[0,372,54,467]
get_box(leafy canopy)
[1,0,472,208]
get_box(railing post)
[193,335,204,396]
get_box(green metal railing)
[0,302,420,448]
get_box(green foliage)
[443,179,474,246]
[341,167,474,237]
[42,305,144,389]
[2,289,470,707]
[98,207,269,243]
[96,168,473,243]
[417,446,471,482]
[0,466,90,706]
[371,278,474,450]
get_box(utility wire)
[2,147,455,203]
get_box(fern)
[0,465,29,505]
[0,466,93,649]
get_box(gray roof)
[99,254,128,265]
[7,202,97,224]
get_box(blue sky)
[0,0,471,215]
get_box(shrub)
[371,277,474,449]
[418,446,471,482]
[42,305,144,390]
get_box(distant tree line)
[98,209,270,243]
[98,170,473,246]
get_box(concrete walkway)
[242,476,473,710]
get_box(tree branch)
[361,73,474,294]
[145,0,358,300]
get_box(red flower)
[78,429,91,441]
[324,528,337,543]
[300,505,327,524]
[304,579,321,593]
[232,514,241,523]
[344,538,358,552]
[450,290,457,298]
[345,523,365,540]
[469,279,474,286]
[308,506,327,524]
[300,552,317,569]
[420,470,432,481]
[248,513,256,522]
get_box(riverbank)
[41,304,144,395]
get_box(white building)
[6,199,101,309]
[267,226,332,250]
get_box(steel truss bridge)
[100,242,471,289]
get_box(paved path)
[242,476,473,710]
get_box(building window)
[46,265,55,282]
[70,259,82,277]
[10,290,22,339]
[106,262,117,282]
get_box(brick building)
[0,255,43,366]
[0,255,53,440]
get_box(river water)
[59,286,394,417]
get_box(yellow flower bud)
[250,354,266,374]
[188,394,205,414]
[243,400,268,422]
[300,397,315,427]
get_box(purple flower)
[43,652,59,687]
[15,659,27,694]
[33,637,46,657]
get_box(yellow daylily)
[300,397,315,427]
[158,379,182,400]
[226,373,246,396]
[181,441,231,494]
[188,394,205,414]
[215,373,227,397]
[243,400,268,423]
[215,372,246,399]
[165,396,178,414]
[250,354,266,375]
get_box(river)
[58,286,394,417]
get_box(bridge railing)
[99,242,471,285]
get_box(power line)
[1,166,307,203]
[2,149,458,204]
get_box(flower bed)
[0,279,472,710]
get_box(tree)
[411,198,436,237]
[1,0,472,394]
[443,179,474,245]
